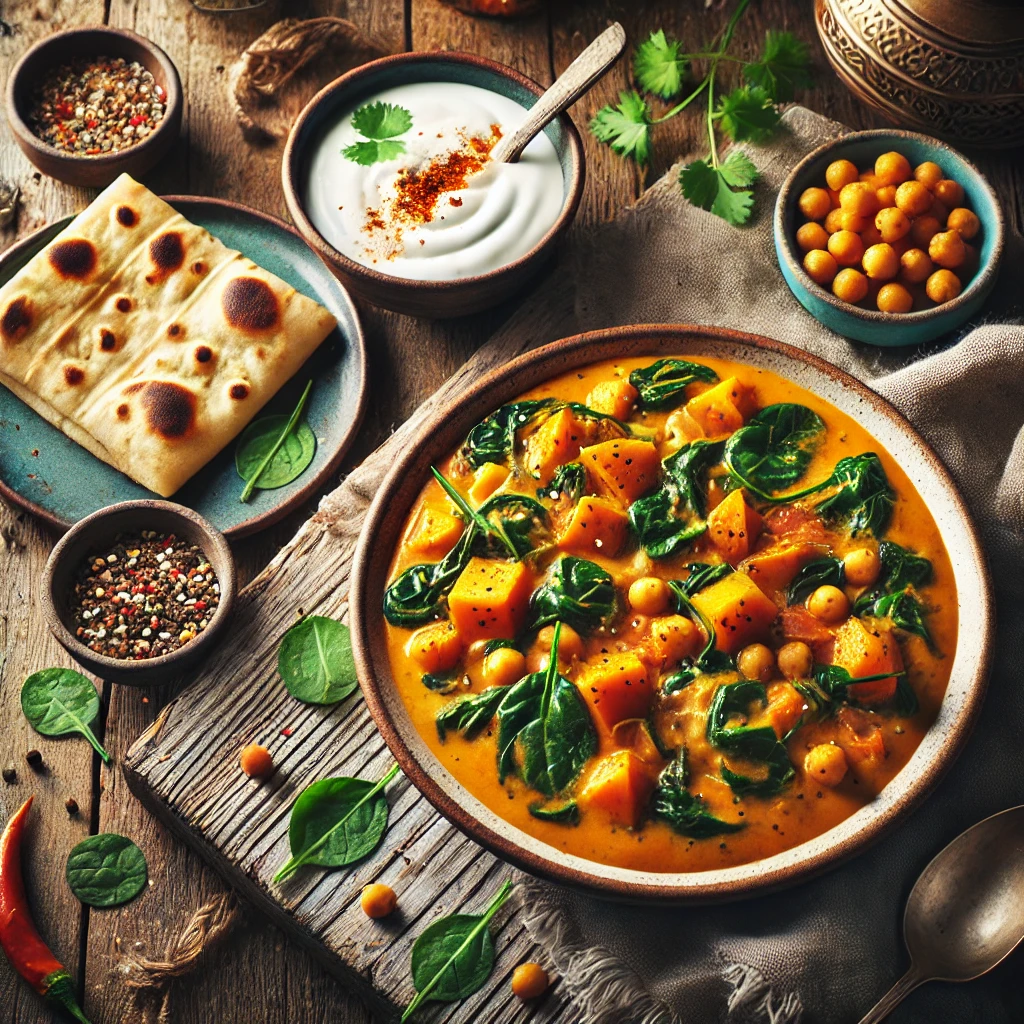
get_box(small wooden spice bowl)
[4,26,183,188]
[42,501,236,686]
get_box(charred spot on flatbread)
[1,296,32,342]
[222,277,279,333]
[192,260,207,276]
[140,381,196,439]
[116,205,138,227]
[115,296,133,313]
[194,345,213,365]
[99,329,118,352]
[147,232,185,283]
[49,239,97,280]
[167,323,184,339]
[229,381,250,400]
[116,403,130,420]
[63,365,85,386]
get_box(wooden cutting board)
[124,281,581,1023]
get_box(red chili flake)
[195,600,207,610]
[87,119,97,129]
[129,115,144,126]
[281,728,293,737]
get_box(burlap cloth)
[421,106,1024,1024]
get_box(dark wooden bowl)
[42,501,236,686]
[5,26,183,188]
[282,51,585,319]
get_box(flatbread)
[0,174,337,497]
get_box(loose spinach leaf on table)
[278,615,358,704]
[383,526,476,627]
[273,764,399,883]
[628,358,719,410]
[529,800,580,825]
[787,556,845,605]
[238,381,313,502]
[402,879,513,1022]
[21,668,111,764]
[813,453,895,537]
[652,748,744,838]
[436,685,510,741]
[528,556,618,635]
[853,541,933,645]
[66,833,147,907]
[539,462,588,503]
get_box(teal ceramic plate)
[0,198,367,537]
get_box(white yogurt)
[303,82,566,281]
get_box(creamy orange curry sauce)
[382,355,957,873]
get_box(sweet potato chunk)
[522,408,592,484]
[831,617,903,705]
[586,379,638,421]
[779,606,835,658]
[558,496,630,557]
[741,542,827,598]
[691,571,778,655]
[577,652,653,730]
[707,490,762,564]
[579,438,661,505]
[405,621,464,674]
[468,462,509,505]
[836,706,886,770]
[645,615,701,667]
[579,750,655,828]
[765,681,806,739]
[448,557,532,642]
[685,377,757,437]
[406,504,464,558]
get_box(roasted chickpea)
[483,647,527,687]
[827,229,865,267]
[899,247,934,285]
[628,576,670,615]
[832,267,869,303]
[796,221,830,252]
[874,150,912,186]
[825,158,859,192]
[933,178,965,208]
[537,623,583,660]
[862,243,899,280]
[913,160,943,188]
[858,170,879,189]
[928,229,966,269]
[844,547,881,587]
[824,207,845,234]
[777,641,814,681]
[512,963,550,1001]
[909,214,942,248]
[839,181,879,218]
[240,743,273,779]
[738,643,776,683]
[803,249,839,286]
[877,281,914,313]
[360,883,398,919]
[946,207,980,240]
[895,180,932,217]
[839,210,870,234]
[859,222,884,248]
[807,584,850,623]
[874,206,911,243]
[799,187,832,221]
[926,268,962,304]
[804,744,848,787]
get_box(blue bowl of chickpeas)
[774,129,1004,346]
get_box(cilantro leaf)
[342,139,407,166]
[679,157,756,226]
[718,149,758,188]
[743,31,813,103]
[590,91,652,164]
[634,30,688,99]
[351,102,413,141]
[715,86,780,143]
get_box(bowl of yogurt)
[283,51,585,318]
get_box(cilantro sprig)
[342,101,413,166]
[589,2,812,226]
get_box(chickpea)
[240,743,274,779]
[796,221,830,252]
[824,207,845,234]
[928,229,966,269]
[874,206,911,243]
[839,181,879,218]
[628,576,670,616]
[946,207,980,240]
[803,249,839,287]
[537,623,583,660]
[825,158,859,192]
[483,647,527,687]
[799,187,832,221]
[512,963,550,1001]
[926,268,962,304]
[777,641,814,681]
[895,180,932,217]
[933,178,965,208]
[874,150,912,187]
[360,883,398,919]
[876,282,914,314]
[832,267,869,303]
[858,170,879,189]
[738,643,776,683]
[899,247,934,285]
[803,744,848,787]
[844,547,881,587]
[875,184,898,209]
[806,584,850,623]
[913,161,943,188]
[909,214,942,248]
[827,229,865,267]
[862,243,899,281]
[840,211,871,234]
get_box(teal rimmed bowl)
[774,129,1004,347]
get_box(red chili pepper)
[0,798,91,1023]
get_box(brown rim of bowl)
[775,128,1006,326]
[5,25,183,170]
[282,50,586,295]
[0,195,369,539]
[351,323,994,902]
[42,499,236,677]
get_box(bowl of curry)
[350,325,992,901]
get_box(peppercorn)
[2,765,16,784]
[65,798,79,816]
[25,750,43,770]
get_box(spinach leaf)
[21,668,111,764]
[459,400,560,468]
[812,663,913,711]
[383,526,476,627]
[477,493,550,560]
[422,673,460,694]
[430,468,517,559]
[278,616,357,705]
[272,763,399,883]
[436,686,509,741]
[630,440,722,559]
[482,638,518,655]
[853,541,933,644]
[679,561,733,596]
[239,381,313,502]
[723,403,825,499]
[66,833,147,907]
[787,556,845,604]
[813,453,894,537]
[529,800,580,825]
[659,579,736,694]
[402,879,513,1022]
[652,748,744,838]
[528,556,618,635]
[236,415,316,491]
[628,358,719,410]
[539,461,588,503]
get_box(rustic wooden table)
[1,2,1021,1022]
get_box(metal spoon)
[491,22,626,164]
[858,804,1024,1023]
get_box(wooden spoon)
[857,804,1024,1023]
[491,22,627,164]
